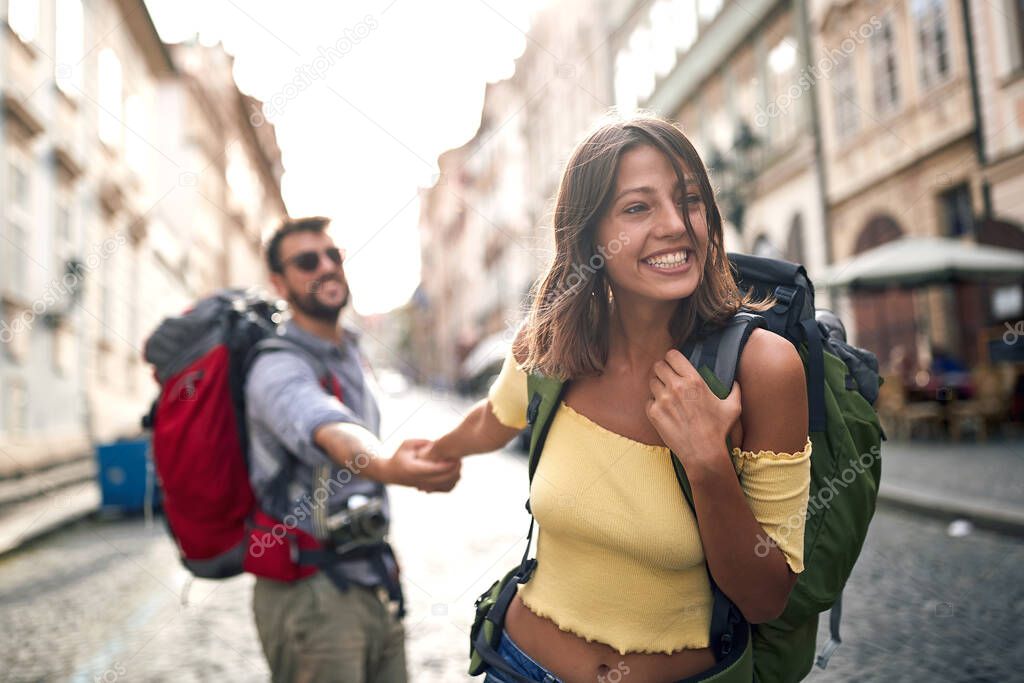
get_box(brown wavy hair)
[513,115,773,380]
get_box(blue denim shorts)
[482,631,562,683]
[481,627,753,683]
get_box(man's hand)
[419,440,458,463]
[379,439,461,492]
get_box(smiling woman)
[514,116,775,381]
[427,115,811,683]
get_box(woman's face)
[595,144,709,305]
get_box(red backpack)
[143,289,341,581]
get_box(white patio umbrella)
[822,236,1024,291]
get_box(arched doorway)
[752,233,780,258]
[784,213,805,265]
[850,216,918,374]
[953,218,1024,365]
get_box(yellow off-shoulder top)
[487,349,812,655]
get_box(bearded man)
[245,216,459,682]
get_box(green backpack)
[469,254,884,682]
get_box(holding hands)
[381,438,461,493]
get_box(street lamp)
[707,121,761,233]
[41,258,86,328]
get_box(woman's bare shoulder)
[735,328,808,452]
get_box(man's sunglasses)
[284,247,344,272]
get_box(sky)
[145,0,546,315]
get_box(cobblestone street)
[1,389,1022,682]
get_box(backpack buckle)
[773,285,797,314]
[720,632,733,656]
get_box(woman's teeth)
[644,250,689,269]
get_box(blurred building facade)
[413,79,534,386]
[968,0,1024,228]
[962,0,1024,365]
[810,0,983,369]
[0,0,286,475]
[621,0,830,291]
[414,0,1023,385]
[413,0,619,387]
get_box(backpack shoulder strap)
[672,311,765,662]
[680,311,767,398]
[525,372,568,485]
[671,310,765,509]
[248,337,342,400]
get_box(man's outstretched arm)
[313,425,460,492]
[247,352,460,492]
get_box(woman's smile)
[641,247,694,275]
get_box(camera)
[325,495,387,556]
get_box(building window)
[833,53,859,140]
[650,0,679,77]
[628,25,657,103]
[2,223,28,296]
[55,0,84,94]
[125,94,147,172]
[3,378,29,435]
[871,13,901,115]
[785,213,806,265]
[674,0,698,53]
[7,0,39,44]
[752,235,780,258]
[55,202,73,265]
[992,284,1023,319]
[101,260,113,343]
[53,324,75,376]
[940,183,973,236]
[1006,0,1024,71]
[5,161,31,295]
[98,49,124,148]
[697,0,722,24]
[767,39,799,144]
[913,0,950,89]
[9,163,29,210]
[1,301,31,361]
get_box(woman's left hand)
[646,349,741,469]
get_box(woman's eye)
[624,203,647,214]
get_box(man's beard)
[288,277,348,322]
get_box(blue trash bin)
[96,438,158,513]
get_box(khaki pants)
[253,572,407,683]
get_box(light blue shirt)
[245,319,389,587]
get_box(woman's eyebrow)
[614,178,699,203]
[613,186,656,202]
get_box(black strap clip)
[720,632,733,657]
[773,285,797,314]
[526,392,542,425]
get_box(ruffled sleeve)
[487,348,529,430]
[730,438,812,573]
